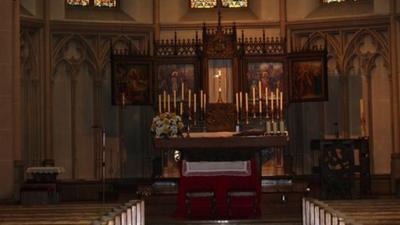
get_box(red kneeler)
[175,159,261,219]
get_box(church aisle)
[145,193,302,225]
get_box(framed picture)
[112,58,152,105]
[155,60,197,101]
[244,57,287,100]
[288,53,328,102]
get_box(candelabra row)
[157,89,207,118]
[234,86,284,122]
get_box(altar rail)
[303,198,400,225]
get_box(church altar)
[153,132,288,219]
[154,132,288,150]
[154,132,288,178]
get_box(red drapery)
[174,159,261,219]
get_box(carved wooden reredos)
[154,24,287,58]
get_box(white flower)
[151,112,184,138]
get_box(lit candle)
[163,90,166,111]
[188,89,191,110]
[167,94,170,113]
[194,93,197,113]
[235,92,239,112]
[200,90,203,109]
[158,94,162,114]
[173,90,176,111]
[258,81,262,99]
[239,91,243,110]
[181,82,184,101]
[245,93,249,112]
[252,87,256,107]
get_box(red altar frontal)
[154,132,288,219]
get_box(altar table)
[154,132,288,150]
[153,132,288,219]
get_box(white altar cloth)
[26,167,65,174]
[182,160,251,176]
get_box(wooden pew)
[0,200,145,225]
[303,198,400,225]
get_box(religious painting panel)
[155,59,198,114]
[112,58,152,105]
[244,58,286,102]
[288,54,328,102]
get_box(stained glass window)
[66,0,117,7]
[95,0,117,7]
[221,0,248,8]
[322,0,360,3]
[66,0,89,6]
[190,0,217,8]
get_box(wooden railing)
[92,200,145,225]
[303,198,361,225]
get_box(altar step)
[148,217,301,225]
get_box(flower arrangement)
[151,112,184,138]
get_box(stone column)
[0,0,21,199]
[43,0,53,162]
[279,0,287,39]
[390,0,400,192]
[153,0,160,41]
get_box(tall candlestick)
[194,93,197,113]
[259,99,262,114]
[173,90,177,111]
[200,90,203,109]
[204,94,207,113]
[122,92,126,107]
[239,91,243,110]
[280,92,283,112]
[245,93,249,112]
[258,81,262,99]
[252,87,256,107]
[102,130,106,147]
[180,102,183,115]
[158,94,162,114]
[265,87,268,108]
[275,88,279,110]
[360,98,365,136]
[163,91,167,111]
[236,92,239,112]
[360,98,364,118]
[271,92,274,113]
[181,82,184,101]
[167,94,170,113]
[188,89,191,110]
